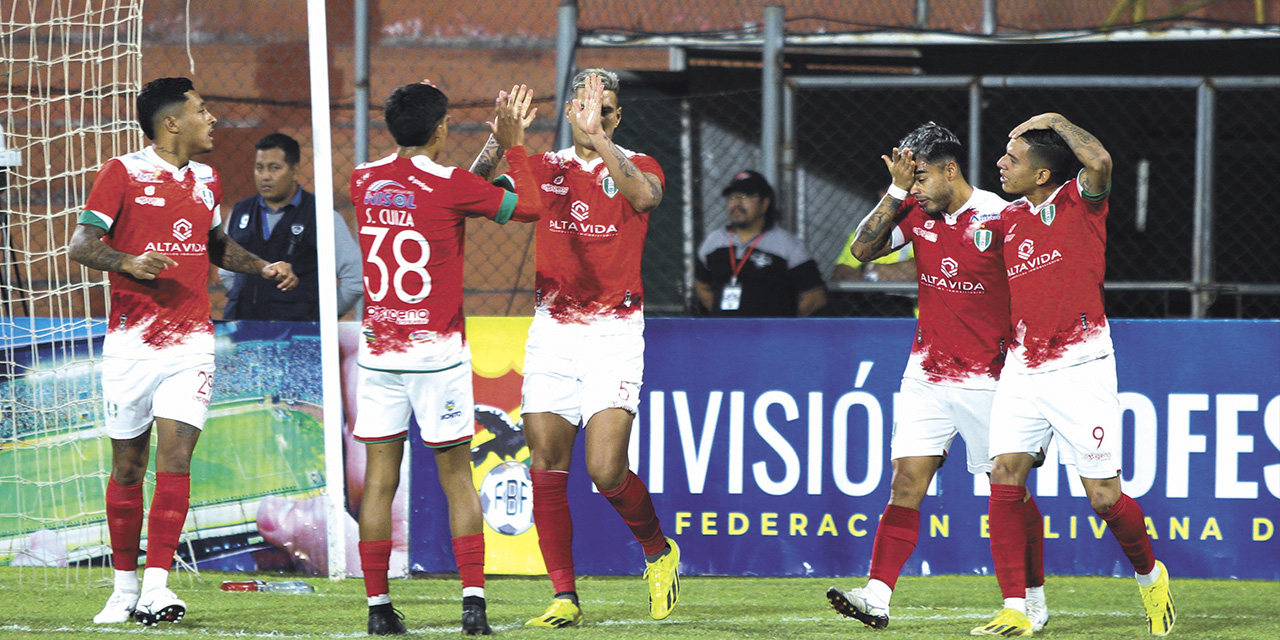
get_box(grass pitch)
[2,567,1277,639]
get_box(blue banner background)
[409,318,1280,579]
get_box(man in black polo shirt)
[695,170,826,317]
[221,133,362,320]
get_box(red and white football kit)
[78,146,222,437]
[882,188,1010,473]
[511,146,665,426]
[350,147,539,446]
[990,176,1120,478]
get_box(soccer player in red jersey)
[348,81,543,636]
[471,69,678,627]
[69,77,297,626]
[824,123,1049,632]
[974,113,1174,637]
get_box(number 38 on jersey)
[360,226,431,304]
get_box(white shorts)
[101,354,216,440]
[521,315,644,427]
[354,362,475,448]
[891,377,995,474]
[989,355,1121,479]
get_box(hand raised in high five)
[569,72,606,149]
[489,84,536,150]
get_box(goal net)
[1,0,143,581]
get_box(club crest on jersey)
[238,213,250,229]
[196,185,215,211]
[973,228,993,252]
[1039,204,1056,226]
[172,218,193,241]
[363,179,418,209]
[602,176,619,198]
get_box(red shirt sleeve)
[631,153,666,188]
[81,159,129,229]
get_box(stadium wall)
[413,317,1280,580]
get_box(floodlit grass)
[2,567,1277,638]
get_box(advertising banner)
[410,318,1280,580]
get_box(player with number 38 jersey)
[351,125,542,374]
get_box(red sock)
[988,483,1028,599]
[867,505,919,590]
[531,469,575,594]
[144,472,190,571]
[452,533,485,590]
[1100,493,1155,574]
[600,471,667,557]
[1023,493,1045,588]
[359,539,393,598]
[106,477,144,571]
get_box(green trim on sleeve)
[1079,168,1111,201]
[77,210,110,230]
[494,191,517,225]
[494,174,515,191]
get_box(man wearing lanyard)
[694,170,826,316]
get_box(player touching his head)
[70,76,297,627]
[472,69,678,628]
[825,122,1050,632]
[974,114,1174,637]
[349,80,543,636]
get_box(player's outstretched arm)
[68,223,177,280]
[208,226,298,290]
[472,84,539,179]
[491,85,544,222]
[574,73,662,213]
[1010,112,1112,196]
[849,147,915,262]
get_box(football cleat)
[525,598,584,628]
[971,608,1033,637]
[644,537,681,620]
[1140,561,1176,637]
[461,603,492,636]
[93,588,139,624]
[367,604,407,635]
[133,588,186,626]
[1025,590,1049,632]
[826,586,889,630]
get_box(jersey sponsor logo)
[439,398,463,421]
[362,179,418,209]
[132,169,164,183]
[409,329,434,343]
[570,200,590,221]
[1017,238,1035,260]
[144,186,157,195]
[406,175,434,192]
[1039,204,1056,226]
[602,176,619,198]
[974,228,993,252]
[970,210,1000,223]
[913,227,938,243]
[144,241,206,254]
[919,272,987,293]
[173,219,193,241]
[366,305,431,325]
[1006,248,1064,279]
[940,256,959,278]
[541,182,569,195]
[134,195,166,207]
[196,185,215,210]
[924,219,936,229]
[548,219,619,237]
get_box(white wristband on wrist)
[886,184,909,201]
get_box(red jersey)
[888,188,1011,388]
[515,146,664,325]
[1000,177,1112,373]
[350,152,519,372]
[78,147,222,359]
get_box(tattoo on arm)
[68,225,127,273]
[645,175,663,203]
[852,197,901,257]
[609,144,640,179]
[469,137,504,178]
[208,227,266,275]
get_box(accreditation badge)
[720,281,743,311]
